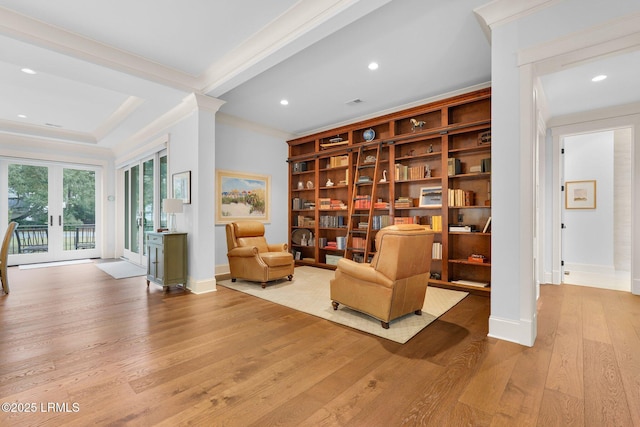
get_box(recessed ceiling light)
[591,74,607,82]
[17,114,27,118]
[280,99,289,106]
[21,68,37,75]
[368,62,379,71]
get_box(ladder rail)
[345,142,383,262]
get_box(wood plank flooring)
[0,263,639,426]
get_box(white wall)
[214,119,289,272]
[563,131,614,268]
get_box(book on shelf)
[328,155,348,168]
[430,215,442,231]
[432,242,442,260]
[394,196,414,208]
[482,216,492,233]
[481,158,491,173]
[447,189,475,207]
[449,224,476,232]
[451,279,490,288]
[394,217,414,225]
[447,158,461,176]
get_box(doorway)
[3,159,101,265]
[121,152,167,266]
[560,128,631,291]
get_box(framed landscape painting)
[216,170,270,223]
[565,180,596,209]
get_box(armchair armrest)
[227,246,259,257]
[267,243,287,252]
[335,258,381,283]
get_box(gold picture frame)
[216,169,270,223]
[565,180,596,209]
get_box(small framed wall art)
[172,171,191,204]
[565,180,596,209]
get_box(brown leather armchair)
[330,224,434,328]
[225,221,294,288]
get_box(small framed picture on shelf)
[419,186,442,207]
[565,180,596,209]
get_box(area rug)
[95,260,146,279]
[19,259,93,269]
[218,266,468,344]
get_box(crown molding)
[217,112,294,140]
[519,12,640,71]
[93,96,144,141]
[0,118,96,144]
[0,132,111,162]
[112,93,224,158]
[199,0,391,96]
[0,7,197,92]
[474,0,561,31]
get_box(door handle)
[59,215,62,226]
[50,215,53,226]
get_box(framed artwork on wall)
[565,180,596,209]
[172,171,191,204]
[216,169,270,224]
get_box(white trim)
[488,314,537,347]
[0,7,197,91]
[0,133,111,166]
[217,113,294,140]
[0,119,96,144]
[518,12,640,70]
[93,96,144,141]
[187,276,217,294]
[115,134,168,169]
[474,0,561,33]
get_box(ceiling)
[0,0,637,152]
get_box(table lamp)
[163,198,183,232]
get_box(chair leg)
[287,275,293,281]
[331,301,339,310]
[261,282,266,289]
[381,321,390,329]
[0,267,8,294]
[414,310,422,315]
[231,278,236,282]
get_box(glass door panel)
[62,168,97,254]
[8,163,49,256]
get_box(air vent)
[346,98,363,105]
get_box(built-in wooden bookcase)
[287,87,491,294]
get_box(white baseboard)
[488,314,536,347]
[564,262,615,275]
[187,276,217,294]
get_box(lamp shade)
[163,198,183,214]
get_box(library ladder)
[344,142,382,262]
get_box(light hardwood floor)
[0,262,639,426]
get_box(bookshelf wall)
[287,88,491,294]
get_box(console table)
[146,232,187,292]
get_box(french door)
[122,153,167,265]
[3,159,101,265]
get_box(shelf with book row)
[287,87,491,294]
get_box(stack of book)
[448,158,461,176]
[394,196,413,208]
[449,224,476,232]
[354,195,371,209]
[318,198,331,210]
[330,199,347,210]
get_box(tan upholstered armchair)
[226,221,294,288]
[330,224,434,328]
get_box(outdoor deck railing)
[8,224,96,255]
